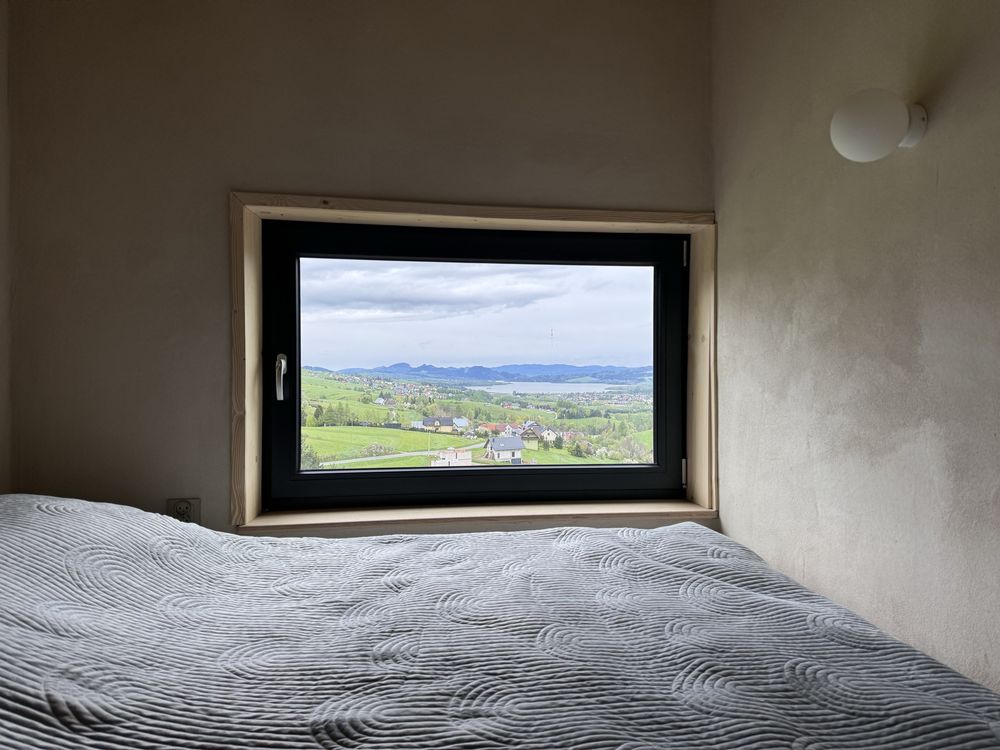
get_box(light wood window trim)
[230,192,717,531]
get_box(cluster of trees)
[359,390,397,404]
[302,402,361,427]
[617,436,648,462]
[301,444,321,469]
[556,406,606,420]
[583,434,651,464]
[431,395,555,426]
[597,419,640,437]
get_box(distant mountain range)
[307,362,653,385]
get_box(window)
[261,218,689,511]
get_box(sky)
[299,258,654,370]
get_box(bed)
[1,493,998,749]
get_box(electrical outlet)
[166,497,201,524]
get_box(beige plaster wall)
[9,0,711,531]
[713,0,1000,691]
[0,0,9,493]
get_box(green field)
[635,429,654,450]
[298,369,654,467]
[302,426,481,462]
[473,447,618,466]
[300,375,365,401]
[302,426,620,468]
[330,454,437,469]
[520,447,618,465]
[300,372,425,424]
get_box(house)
[2,0,998,693]
[421,417,454,433]
[452,417,470,430]
[431,448,473,467]
[519,425,544,448]
[479,422,517,436]
[485,436,523,464]
[540,429,559,443]
[382,422,402,430]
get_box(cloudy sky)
[300,258,653,370]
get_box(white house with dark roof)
[485,436,523,464]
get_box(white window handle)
[275,354,288,401]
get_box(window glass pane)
[298,258,654,471]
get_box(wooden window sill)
[238,500,717,537]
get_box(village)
[300,369,654,469]
[333,371,653,411]
[413,416,592,467]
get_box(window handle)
[275,354,288,401]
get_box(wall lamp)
[830,89,927,162]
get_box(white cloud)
[300,258,653,369]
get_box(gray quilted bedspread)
[1,494,998,749]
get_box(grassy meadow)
[302,426,480,463]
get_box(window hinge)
[681,458,687,487]
[682,240,689,267]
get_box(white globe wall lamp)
[830,89,927,163]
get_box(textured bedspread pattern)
[0,494,998,749]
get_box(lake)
[479,382,621,394]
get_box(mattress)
[1,494,998,749]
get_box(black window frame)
[261,219,688,511]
